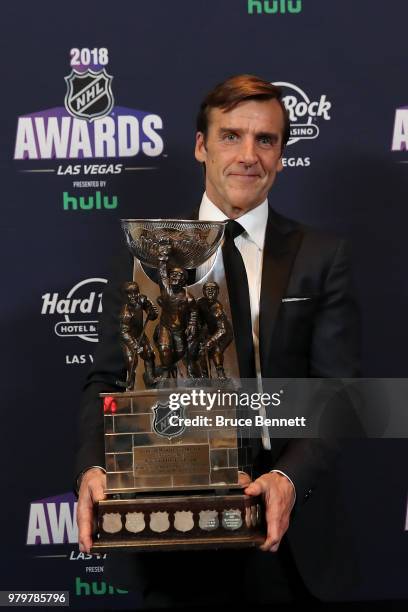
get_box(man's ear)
[195,132,207,163]
[277,157,284,173]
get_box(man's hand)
[244,472,295,553]
[77,468,106,554]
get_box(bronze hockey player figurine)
[120,281,158,389]
[197,281,233,380]
[153,238,199,380]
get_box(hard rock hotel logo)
[41,277,107,343]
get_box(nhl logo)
[152,402,186,439]
[64,68,114,121]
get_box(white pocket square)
[281,297,312,303]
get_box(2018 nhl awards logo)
[64,68,114,121]
[14,47,165,162]
[153,403,185,439]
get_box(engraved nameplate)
[199,510,219,531]
[222,509,243,530]
[133,444,210,476]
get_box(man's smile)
[227,173,261,179]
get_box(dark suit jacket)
[76,206,361,601]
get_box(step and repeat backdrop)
[1,0,408,607]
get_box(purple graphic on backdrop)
[26,492,78,546]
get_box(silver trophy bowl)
[121,219,227,269]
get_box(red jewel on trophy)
[103,396,114,413]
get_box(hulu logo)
[248,0,302,14]
[75,577,128,596]
[63,191,118,211]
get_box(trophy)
[92,220,264,552]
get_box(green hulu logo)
[248,0,302,14]
[63,191,118,211]
[75,577,128,596]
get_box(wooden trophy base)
[92,493,264,552]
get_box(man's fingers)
[76,470,106,554]
[238,471,252,487]
[90,481,106,503]
[78,532,92,554]
[243,473,292,552]
[77,496,94,554]
[260,517,282,552]
[244,478,280,550]
[260,507,282,551]
[260,537,281,553]
[244,479,264,496]
[261,507,290,552]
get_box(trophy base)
[92,493,264,552]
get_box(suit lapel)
[259,209,303,376]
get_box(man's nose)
[238,138,258,166]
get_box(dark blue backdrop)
[1,0,407,607]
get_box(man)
[76,74,361,605]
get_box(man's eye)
[224,133,238,141]
[259,136,272,145]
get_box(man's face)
[195,99,284,219]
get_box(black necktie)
[222,220,256,380]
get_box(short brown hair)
[196,74,290,151]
